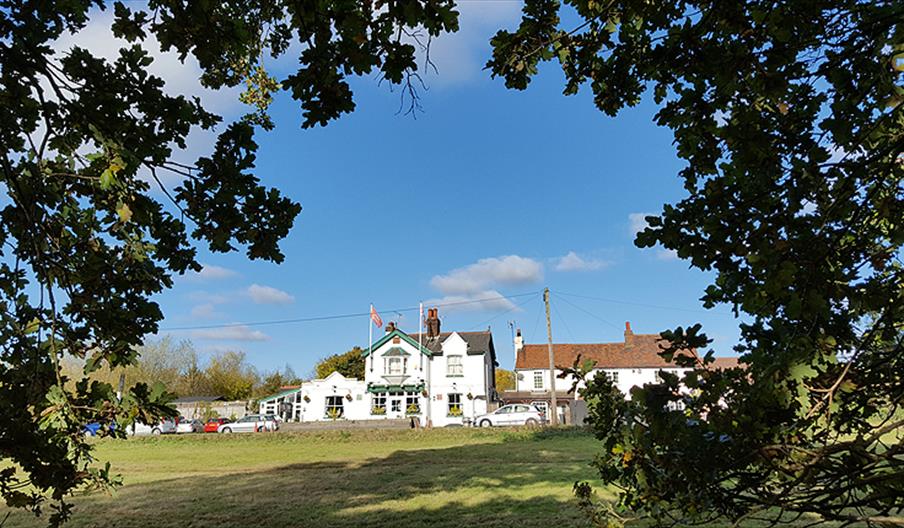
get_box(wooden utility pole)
[544,288,558,426]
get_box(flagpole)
[369,303,373,372]
[418,302,423,372]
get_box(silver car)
[217,414,277,433]
[474,404,545,427]
[129,418,177,435]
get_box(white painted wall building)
[505,322,700,419]
[259,309,497,426]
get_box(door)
[388,396,404,419]
[494,405,514,426]
[512,405,532,425]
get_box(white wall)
[515,367,692,398]
[423,333,490,427]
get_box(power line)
[469,292,540,331]
[553,293,622,330]
[550,295,577,342]
[553,290,735,317]
[159,291,541,331]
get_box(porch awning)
[367,383,424,394]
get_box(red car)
[203,418,231,433]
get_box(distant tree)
[315,347,366,380]
[255,364,302,399]
[494,368,515,392]
[205,351,259,401]
[489,0,904,525]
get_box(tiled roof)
[709,356,742,369]
[515,333,697,370]
[406,331,494,356]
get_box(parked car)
[474,404,545,427]
[129,418,177,435]
[218,414,277,433]
[263,414,281,430]
[175,417,203,434]
[82,422,116,436]
[203,418,231,433]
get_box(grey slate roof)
[407,331,496,361]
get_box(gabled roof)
[361,328,434,357]
[407,331,495,358]
[515,334,697,370]
[258,387,301,403]
[361,328,496,362]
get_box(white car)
[175,418,203,434]
[217,414,278,433]
[129,418,177,435]
[475,404,545,427]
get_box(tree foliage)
[490,0,904,525]
[255,364,303,400]
[315,347,366,380]
[495,368,515,392]
[0,1,459,523]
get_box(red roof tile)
[709,356,742,369]
[515,333,697,370]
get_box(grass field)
[3,428,606,528]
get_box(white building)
[506,322,714,421]
[260,308,498,427]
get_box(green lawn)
[3,428,606,528]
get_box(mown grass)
[3,427,605,528]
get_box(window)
[447,393,462,416]
[371,394,386,414]
[325,396,344,418]
[533,371,544,390]
[654,370,664,383]
[390,399,402,413]
[609,371,619,384]
[447,355,463,376]
[406,394,420,414]
[514,405,531,413]
[386,357,406,375]
[495,405,512,414]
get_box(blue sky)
[70,3,743,375]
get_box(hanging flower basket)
[466,392,474,400]
[421,389,429,398]
[345,393,353,401]
[303,395,311,403]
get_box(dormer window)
[385,357,407,375]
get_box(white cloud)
[185,291,230,305]
[426,255,542,313]
[190,303,220,319]
[187,263,238,281]
[416,1,522,87]
[424,290,517,313]
[629,212,654,235]
[555,251,608,272]
[430,255,543,296]
[192,324,270,342]
[247,284,295,305]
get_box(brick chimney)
[426,307,441,338]
[514,328,524,366]
[624,321,634,349]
